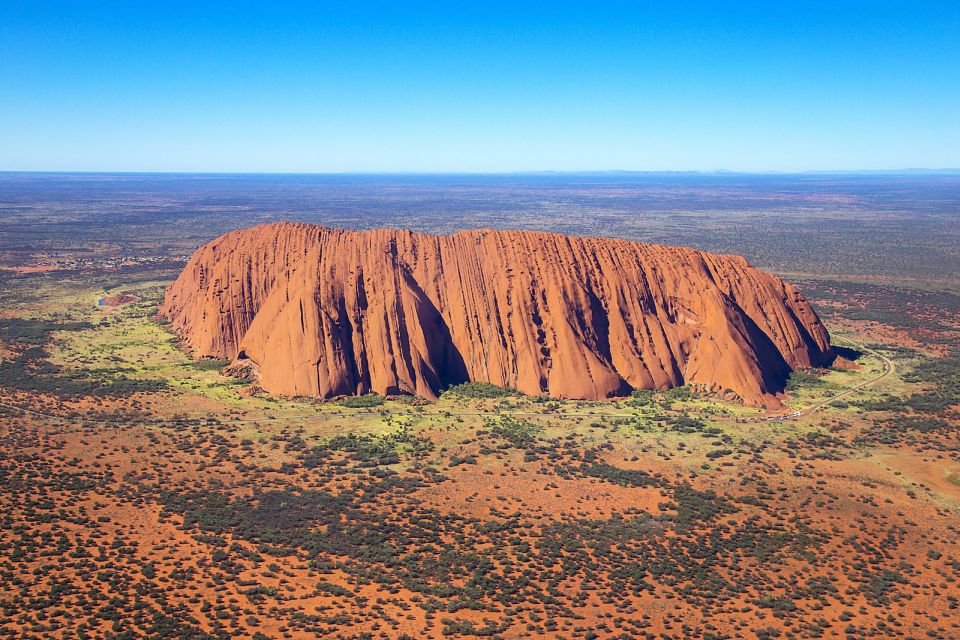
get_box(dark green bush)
[338,393,386,408]
[443,381,518,399]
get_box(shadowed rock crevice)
[397,265,470,395]
[730,300,793,393]
[160,223,832,407]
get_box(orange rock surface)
[160,223,832,406]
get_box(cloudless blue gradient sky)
[1,1,958,172]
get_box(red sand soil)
[4,411,959,639]
[100,294,140,307]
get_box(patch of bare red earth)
[4,404,960,638]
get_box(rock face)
[160,223,832,407]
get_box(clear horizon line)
[2,168,960,177]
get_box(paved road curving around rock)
[802,341,894,416]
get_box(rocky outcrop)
[159,223,832,407]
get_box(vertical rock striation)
[160,223,832,407]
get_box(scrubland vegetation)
[0,174,958,639]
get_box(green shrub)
[626,388,655,407]
[662,385,694,403]
[487,416,541,448]
[785,371,825,392]
[338,393,386,408]
[191,358,231,371]
[443,381,518,399]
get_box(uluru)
[159,223,833,407]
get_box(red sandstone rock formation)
[159,223,832,407]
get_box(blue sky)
[1,1,958,172]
